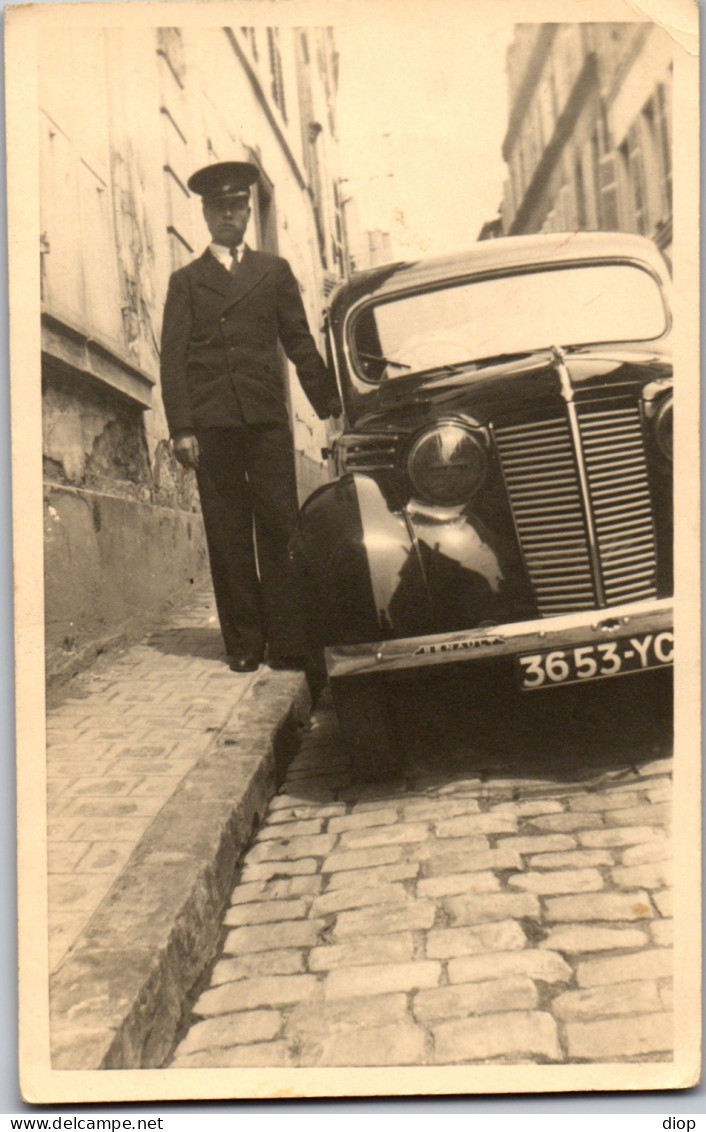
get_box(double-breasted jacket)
[160,247,338,433]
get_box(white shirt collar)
[209,242,246,268]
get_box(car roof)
[330,231,670,316]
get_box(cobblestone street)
[169,668,673,1069]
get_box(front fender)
[290,473,525,648]
[289,473,426,647]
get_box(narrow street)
[168,668,673,1068]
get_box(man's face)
[203,196,251,247]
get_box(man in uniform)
[160,161,341,672]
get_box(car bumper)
[325,596,673,679]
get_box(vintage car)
[290,231,673,777]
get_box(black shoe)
[267,653,308,671]
[228,651,263,673]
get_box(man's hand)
[172,430,200,470]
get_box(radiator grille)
[578,405,657,605]
[495,418,596,614]
[495,406,657,615]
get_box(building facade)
[499,23,672,258]
[39,25,345,677]
[343,196,394,272]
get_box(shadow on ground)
[290,665,673,799]
[146,626,227,661]
[392,663,672,780]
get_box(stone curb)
[49,668,311,1070]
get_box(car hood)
[347,345,672,432]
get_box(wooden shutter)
[598,152,619,230]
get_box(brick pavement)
[169,688,673,1068]
[47,582,260,973]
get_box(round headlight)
[407,422,486,506]
[654,395,673,460]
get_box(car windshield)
[349,262,668,382]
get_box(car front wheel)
[329,673,401,781]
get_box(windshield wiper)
[358,351,411,370]
[466,350,541,368]
[413,351,541,377]
[419,359,479,374]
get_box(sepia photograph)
[6,0,700,1105]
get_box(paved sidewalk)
[47,585,246,971]
[45,581,311,1068]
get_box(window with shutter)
[598,151,619,230]
[39,30,123,348]
[40,113,85,325]
[240,28,259,62]
[157,28,185,86]
[267,28,287,123]
[626,123,647,234]
[157,29,193,268]
[640,98,668,229]
[574,152,588,229]
[655,83,672,213]
[589,130,602,227]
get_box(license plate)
[515,632,674,691]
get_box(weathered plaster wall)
[42,366,200,509]
[43,372,150,490]
[44,485,207,679]
[42,367,206,680]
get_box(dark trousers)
[195,424,304,659]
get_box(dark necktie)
[229,247,241,276]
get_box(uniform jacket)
[160,247,338,433]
